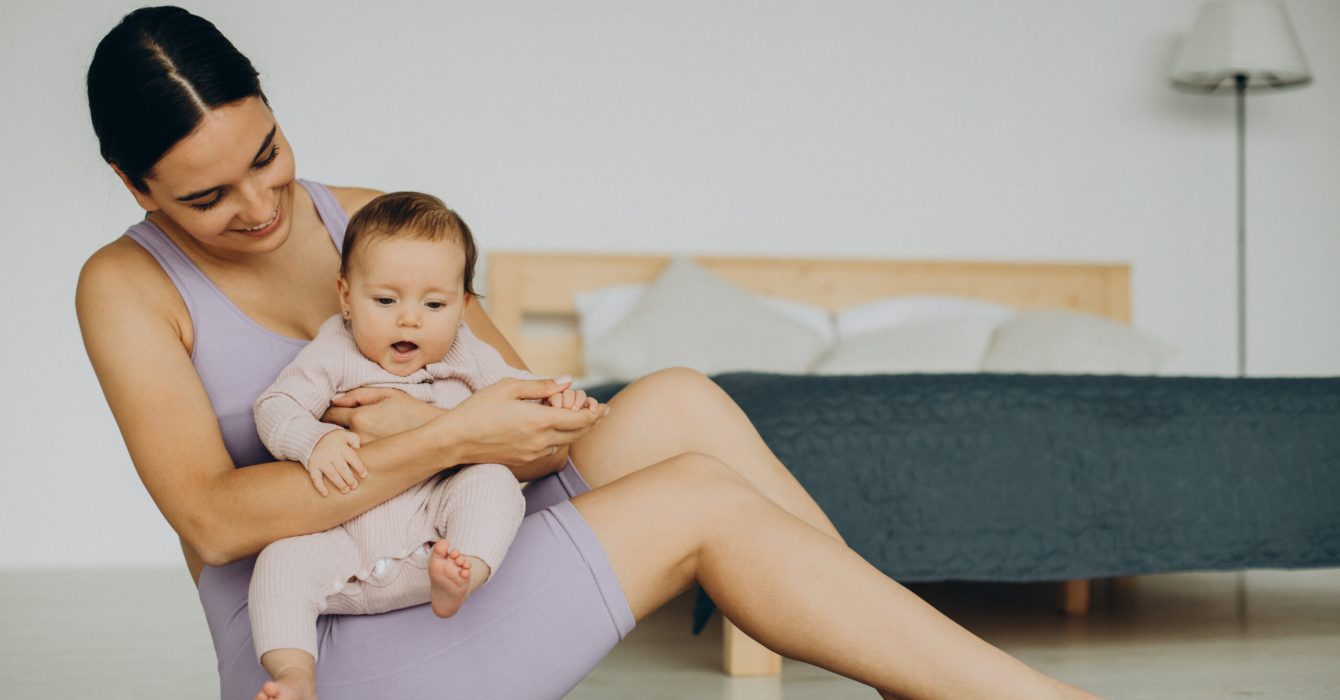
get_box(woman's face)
[123,96,298,256]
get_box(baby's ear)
[335,276,352,310]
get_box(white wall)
[2,0,1337,569]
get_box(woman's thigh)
[569,452,760,622]
[201,484,632,700]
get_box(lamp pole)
[1235,73,1246,378]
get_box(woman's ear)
[110,164,159,213]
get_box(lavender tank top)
[125,179,348,468]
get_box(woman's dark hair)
[87,6,267,192]
[341,192,481,298]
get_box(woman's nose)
[236,180,275,226]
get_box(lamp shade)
[1170,0,1312,91]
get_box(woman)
[77,7,1093,699]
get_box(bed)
[485,251,1340,676]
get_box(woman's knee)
[622,367,722,405]
[613,367,736,428]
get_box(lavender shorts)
[198,461,635,699]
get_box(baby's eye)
[425,301,446,310]
[373,297,395,306]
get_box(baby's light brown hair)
[339,191,479,296]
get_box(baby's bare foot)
[429,540,472,618]
[254,666,316,700]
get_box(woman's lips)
[233,201,282,237]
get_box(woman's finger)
[508,376,573,401]
[329,387,394,408]
[323,406,354,428]
[540,404,603,432]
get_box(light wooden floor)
[2,567,1337,698]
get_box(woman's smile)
[231,199,283,238]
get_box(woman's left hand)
[322,387,445,444]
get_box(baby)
[248,191,600,700]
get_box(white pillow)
[835,295,1014,339]
[814,317,1000,375]
[583,257,830,380]
[574,282,836,347]
[573,284,645,346]
[981,310,1176,375]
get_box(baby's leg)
[248,528,361,699]
[426,463,526,617]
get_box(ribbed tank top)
[124,179,348,468]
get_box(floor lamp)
[1169,0,1311,377]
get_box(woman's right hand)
[438,377,608,467]
[323,387,444,444]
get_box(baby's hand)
[544,388,600,412]
[306,430,368,496]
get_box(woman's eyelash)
[253,145,280,169]
[187,147,281,212]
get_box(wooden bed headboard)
[485,252,1131,378]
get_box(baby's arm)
[254,318,369,494]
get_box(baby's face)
[338,236,467,377]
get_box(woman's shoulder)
[325,184,384,220]
[76,234,187,339]
[78,235,175,301]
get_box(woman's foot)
[429,540,473,618]
[254,666,316,700]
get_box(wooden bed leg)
[723,619,782,676]
[1060,579,1091,616]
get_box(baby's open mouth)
[392,341,418,354]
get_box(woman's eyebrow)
[174,124,278,202]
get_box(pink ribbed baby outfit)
[248,314,529,661]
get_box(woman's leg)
[571,367,843,542]
[571,453,1094,700]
